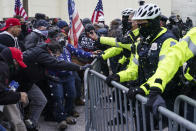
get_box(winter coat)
[66,43,93,59]
[78,32,97,52]
[0,48,21,105]
[24,29,46,49]
[0,31,24,51]
[48,45,93,82]
[48,47,73,82]
[16,44,81,91]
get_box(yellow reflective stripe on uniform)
[128,28,139,42]
[133,28,139,37]
[182,36,196,55]
[184,68,193,81]
[151,27,167,43]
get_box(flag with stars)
[68,0,84,48]
[91,0,104,23]
[14,0,28,20]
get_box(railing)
[173,95,196,131]
[84,59,196,131]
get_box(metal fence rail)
[173,95,196,131]
[85,59,196,131]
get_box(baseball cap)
[57,20,68,29]
[0,18,21,31]
[8,47,27,68]
[36,20,49,28]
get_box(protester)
[167,15,182,40]
[0,47,28,131]
[186,17,193,29]
[0,1,196,130]
[0,18,23,51]
[160,15,168,27]
[24,19,49,49]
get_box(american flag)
[91,0,104,23]
[14,0,28,20]
[68,0,84,48]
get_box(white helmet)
[132,3,161,20]
[121,8,135,17]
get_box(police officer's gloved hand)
[127,87,145,100]
[116,35,133,44]
[116,63,123,73]
[97,55,104,61]
[146,87,166,119]
[105,74,120,87]
[122,49,131,58]
[80,64,92,71]
[96,52,105,61]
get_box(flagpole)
[23,0,28,16]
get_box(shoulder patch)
[170,41,176,47]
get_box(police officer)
[89,8,139,75]
[141,27,196,113]
[121,8,136,35]
[104,3,180,115]
[103,4,177,89]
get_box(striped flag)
[91,0,104,24]
[14,0,28,20]
[68,0,84,48]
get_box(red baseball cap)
[0,18,21,31]
[8,47,27,68]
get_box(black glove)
[122,49,131,58]
[115,63,123,73]
[116,35,133,44]
[127,87,145,100]
[105,74,120,87]
[80,64,92,71]
[96,52,104,61]
[146,87,166,119]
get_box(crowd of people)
[0,13,95,131]
[0,1,195,131]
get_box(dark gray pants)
[27,84,47,125]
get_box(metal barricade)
[173,95,196,131]
[135,95,196,131]
[91,58,101,72]
[84,66,196,131]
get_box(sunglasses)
[89,31,94,35]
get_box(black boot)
[25,119,39,131]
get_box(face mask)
[139,19,161,39]
[40,30,48,38]
[127,21,132,30]
[122,16,128,25]
[138,23,151,38]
